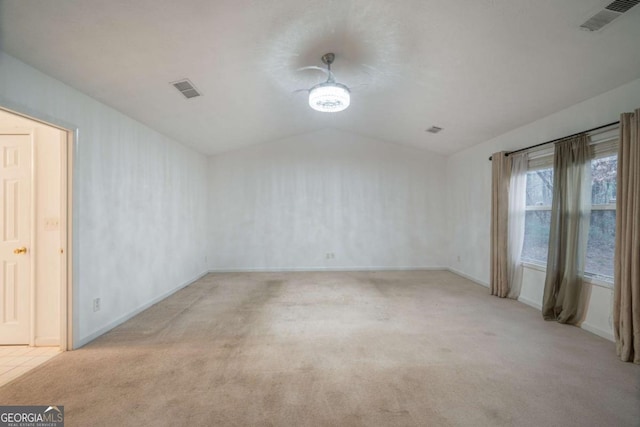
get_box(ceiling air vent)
[605,0,640,13]
[580,0,640,31]
[171,79,201,99]
[426,126,443,134]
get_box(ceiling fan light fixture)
[308,82,351,112]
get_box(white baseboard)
[446,268,489,288]
[34,337,60,347]
[517,295,543,310]
[74,270,208,349]
[208,266,447,273]
[580,322,615,342]
[517,297,615,342]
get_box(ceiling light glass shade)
[308,82,350,112]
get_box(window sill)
[520,261,613,289]
[583,275,614,289]
[521,261,546,272]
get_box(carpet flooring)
[0,271,638,426]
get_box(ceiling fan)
[297,53,351,113]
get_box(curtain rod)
[487,120,619,161]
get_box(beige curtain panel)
[490,151,511,297]
[542,135,591,324]
[614,108,640,364]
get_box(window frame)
[521,166,553,267]
[518,127,619,288]
[584,153,617,285]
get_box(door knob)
[13,247,27,254]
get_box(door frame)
[60,128,73,351]
[0,104,75,351]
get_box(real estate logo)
[0,406,64,427]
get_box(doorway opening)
[0,106,73,352]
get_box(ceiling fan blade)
[296,66,337,82]
[296,66,330,76]
[292,88,309,94]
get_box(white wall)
[208,129,448,271]
[446,77,640,340]
[0,52,209,347]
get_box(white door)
[0,132,32,344]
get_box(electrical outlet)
[325,252,335,259]
[93,298,101,312]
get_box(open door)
[0,131,33,344]
[0,106,72,350]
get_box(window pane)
[526,169,553,207]
[522,210,551,264]
[591,155,617,205]
[585,210,615,279]
[585,154,617,280]
[522,168,553,265]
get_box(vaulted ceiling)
[1,0,639,155]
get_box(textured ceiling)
[1,0,639,155]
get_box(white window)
[520,129,618,284]
[585,154,617,281]
[521,167,553,265]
